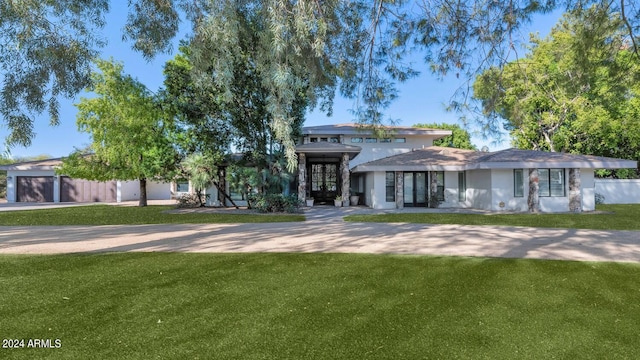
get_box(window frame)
[385,172,395,202]
[538,168,565,197]
[514,169,524,197]
[351,137,363,143]
[458,171,466,202]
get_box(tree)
[58,59,179,206]
[4,0,640,162]
[473,6,640,166]
[413,123,477,150]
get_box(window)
[435,171,445,201]
[380,138,391,143]
[458,172,466,201]
[310,137,318,143]
[329,137,339,143]
[514,169,524,197]
[351,137,363,143]
[394,138,406,143]
[538,168,565,197]
[385,172,395,202]
[176,180,189,193]
[320,137,328,142]
[365,138,377,143]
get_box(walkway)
[1,205,639,263]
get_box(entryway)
[310,163,339,204]
[404,172,427,207]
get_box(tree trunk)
[139,177,148,207]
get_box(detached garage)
[0,157,173,203]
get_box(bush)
[176,193,209,208]
[249,193,302,213]
[595,193,606,205]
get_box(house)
[295,124,638,212]
[3,123,637,212]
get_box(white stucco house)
[2,123,637,212]
[295,124,638,212]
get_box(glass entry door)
[404,172,427,207]
[310,163,338,203]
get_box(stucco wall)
[118,181,140,202]
[490,169,528,212]
[465,169,492,211]
[147,181,172,200]
[368,171,396,209]
[595,178,640,204]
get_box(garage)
[60,177,117,203]
[16,176,54,202]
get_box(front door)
[404,172,427,207]
[310,163,338,203]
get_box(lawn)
[1,253,639,359]
[0,205,304,225]
[345,204,640,230]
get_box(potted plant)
[349,194,359,206]
[334,195,343,207]
[305,197,314,207]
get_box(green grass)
[1,253,639,359]
[0,205,304,225]
[345,204,640,230]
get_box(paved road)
[1,207,639,262]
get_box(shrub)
[176,193,209,208]
[595,193,606,205]
[249,193,302,213]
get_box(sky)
[7,6,563,159]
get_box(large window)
[176,180,189,193]
[538,169,565,197]
[514,169,524,197]
[458,171,466,201]
[434,171,445,201]
[385,172,395,202]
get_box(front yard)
[345,204,640,230]
[0,204,304,225]
[1,253,639,359]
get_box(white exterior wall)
[490,169,528,212]
[5,170,60,203]
[118,181,140,202]
[581,169,596,211]
[147,181,172,200]
[439,171,461,208]
[465,170,492,211]
[368,171,396,209]
[340,136,436,168]
[595,178,640,204]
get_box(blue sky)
[8,6,562,159]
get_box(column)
[429,171,438,208]
[298,152,307,202]
[341,152,350,203]
[528,168,539,213]
[395,171,404,209]
[569,168,582,212]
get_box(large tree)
[3,0,640,166]
[58,59,179,206]
[414,123,477,150]
[473,6,640,164]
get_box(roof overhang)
[295,142,362,160]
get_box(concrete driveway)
[0,206,639,262]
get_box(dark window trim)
[458,171,466,201]
[385,171,395,202]
[514,169,524,197]
[538,168,566,197]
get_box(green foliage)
[58,59,180,205]
[248,193,302,213]
[414,122,477,150]
[180,153,219,206]
[473,6,640,170]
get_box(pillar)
[395,171,404,209]
[528,168,539,213]
[569,168,582,212]
[341,152,350,203]
[298,152,307,202]
[429,171,438,208]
